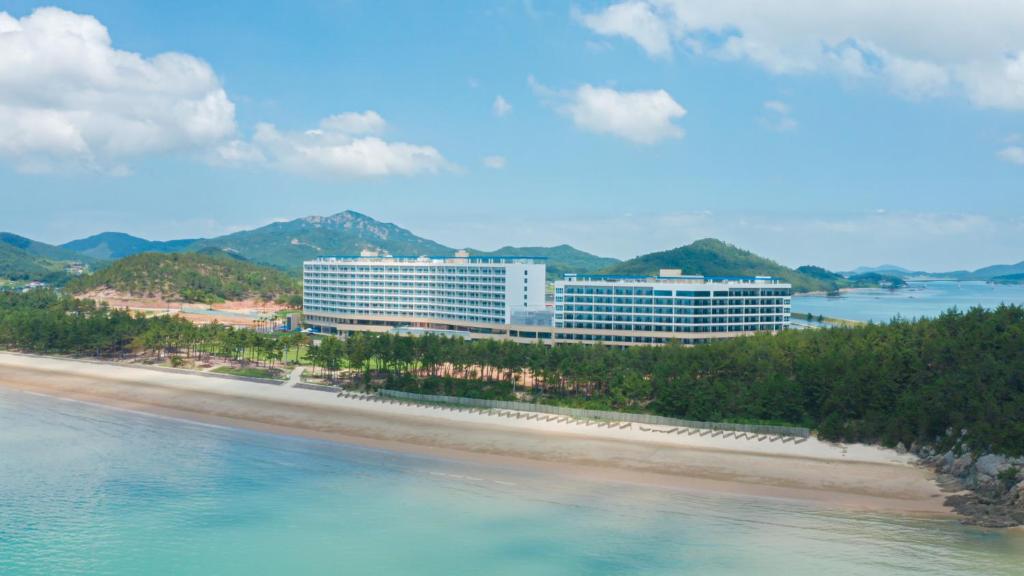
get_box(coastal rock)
[938,451,956,473]
[945,493,1024,528]
[949,454,974,477]
[976,454,1010,478]
[928,447,1023,528]
[1010,481,1024,505]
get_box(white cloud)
[211,139,265,165]
[577,1,1024,109]
[0,7,235,171]
[493,95,512,117]
[482,155,506,169]
[218,112,451,177]
[573,1,672,58]
[999,145,1024,165]
[760,99,797,131]
[883,55,950,99]
[568,84,685,143]
[319,111,386,135]
[531,78,685,144]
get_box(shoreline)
[0,352,953,517]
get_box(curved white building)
[552,270,791,344]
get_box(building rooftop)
[306,253,546,265]
[560,272,788,285]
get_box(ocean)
[1,388,1021,575]
[792,280,1024,323]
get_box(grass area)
[822,316,865,328]
[212,366,284,380]
[231,340,312,365]
[793,311,865,328]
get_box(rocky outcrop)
[926,448,1024,528]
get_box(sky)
[0,0,1022,271]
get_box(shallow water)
[1,388,1021,575]
[792,280,1024,323]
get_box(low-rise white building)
[552,270,791,345]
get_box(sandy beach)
[0,351,950,516]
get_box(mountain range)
[62,232,198,260]
[470,244,620,280]
[0,210,1019,292]
[844,262,1024,281]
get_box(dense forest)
[1,290,1021,456]
[65,252,301,304]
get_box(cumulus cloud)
[531,78,685,144]
[319,111,386,135]
[211,139,265,165]
[217,112,451,177]
[0,7,235,171]
[999,145,1024,165]
[482,155,506,169]
[572,1,672,58]
[576,1,1024,109]
[493,95,511,117]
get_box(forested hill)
[61,232,197,260]
[187,210,454,272]
[0,241,51,280]
[601,239,836,293]
[470,244,620,280]
[0,232,93,282]
[65,252,300,304]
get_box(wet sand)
[0,352,951,516]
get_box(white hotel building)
[303,250,547,336]
[303,253,791,345]
[553,271,791,345]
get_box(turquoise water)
[1,389,1021,575]
[793,281,1024,323]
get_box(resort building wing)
[303,250,547,335]
[552,270,791,344]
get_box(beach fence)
[377,390,810,439]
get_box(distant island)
[990,273,1024,285]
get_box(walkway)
[285,366,305,387]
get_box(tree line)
[1,290,1021,456]
[0,290,306,369]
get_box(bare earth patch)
[79,289,288,327]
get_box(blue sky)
[0,1,1022,270]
